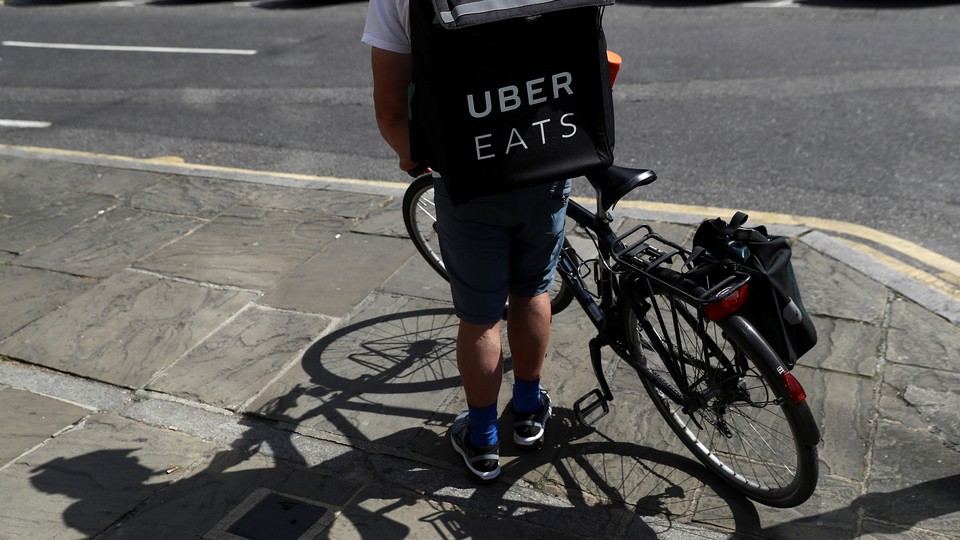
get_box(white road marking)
[100,0,153,5]
[748,0,799,7]
[1,41,257,56]
[98,0,149,5]
[0,119,52,128]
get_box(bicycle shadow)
[243,304,775,535]
[243,304,960,536]
[238,305,764,535]
[504,407,766,535]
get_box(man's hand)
[406,163,431,178]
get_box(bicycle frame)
[557,198,699,420]
[559,189,762,425]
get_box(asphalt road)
[1,0,958,262]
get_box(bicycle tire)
[402,174,448,280]
[401,175,574,316]
[621,269,820,507]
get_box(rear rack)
[611,223,751,307]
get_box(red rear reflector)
[704,283,749,321]
[783,372,807,404]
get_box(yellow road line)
[4,143,958,289]
[612,198,960,284]
[835,237,959,300]
[0,144,401,191]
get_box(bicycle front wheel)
[621,272,820,507]
[401,175,574,316]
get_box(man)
[362,0,568,483]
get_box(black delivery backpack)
[409,0,616,203]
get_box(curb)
[1,143,957,324]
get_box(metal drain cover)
[227,493,328,540]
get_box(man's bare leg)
[507,292,551,383]
[456,319,504,409]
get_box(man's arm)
[371,47,417,173]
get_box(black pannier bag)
[692,212,818,369]
[409,0,616,203]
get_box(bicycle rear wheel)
[621,270,820,507]
[402,174,447,280]
[401,175,574,316]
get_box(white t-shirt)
[361,0,412,54]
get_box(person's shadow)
[30,450,157,535]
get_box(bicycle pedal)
[574,388,610,426]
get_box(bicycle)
[402,167,821,508]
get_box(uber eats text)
[465,72,576,161]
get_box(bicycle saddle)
[585,165,657,213]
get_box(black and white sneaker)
[450,411,501,483]
[513,390,552,450]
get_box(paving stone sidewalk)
[0,152,958,539]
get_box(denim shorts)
[434,178,571,324]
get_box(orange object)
[607,50,622,88]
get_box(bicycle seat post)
[588,178,614,225]
[585,165,657,222]
[594,192,605,224]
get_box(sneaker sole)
[513,403,553,450]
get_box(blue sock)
[467,404,499,448]
[513,378,542,414]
